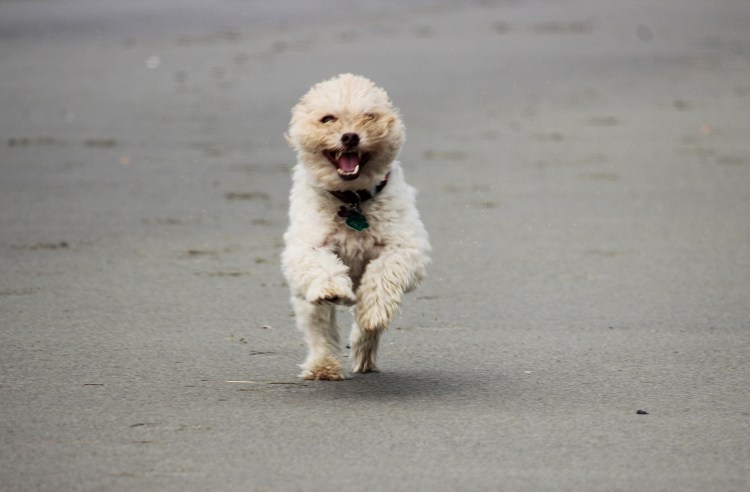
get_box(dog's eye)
[363,113,378,121]
[320,114,337,124]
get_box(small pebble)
[636,409,649,415]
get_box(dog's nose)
[341,132,359,149]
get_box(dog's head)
[287,74,405,190]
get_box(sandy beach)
[1,1,749,490]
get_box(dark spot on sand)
[531,21,592,34]
[196,271,251,277]
[225,191,270,202]
[492,22,512,34]
[13,241,69,251]
[587,116,619,126]
[8,136,65,147]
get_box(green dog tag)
[345,210,369,231]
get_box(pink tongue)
[338,153,359,173]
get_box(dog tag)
[345,210,369,231]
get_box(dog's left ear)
[386,114,403,132]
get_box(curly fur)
[282,74,431,380]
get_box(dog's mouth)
[323,150,371,181]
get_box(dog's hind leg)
[292,297,345,380]
[350,322,382,373]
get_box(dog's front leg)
[351,247,427,373]
[282,246,356,306]
[355,247,427,331]
[283,246,353,380]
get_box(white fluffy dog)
[282,74,431,380]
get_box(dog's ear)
[385,114,401,131]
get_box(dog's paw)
[313,294,356,306]
[299,368,346,380]
[307,276,356,306]
[351,358,379,374]
[355,295,401,332]
[299,356,346,381]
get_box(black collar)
[328,173,389,205]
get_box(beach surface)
[1,1,749,490]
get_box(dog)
[282,74,431,380]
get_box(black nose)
[341,132,359,149]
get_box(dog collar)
[329,173,389,231]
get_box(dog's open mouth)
[323,150,371,181]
